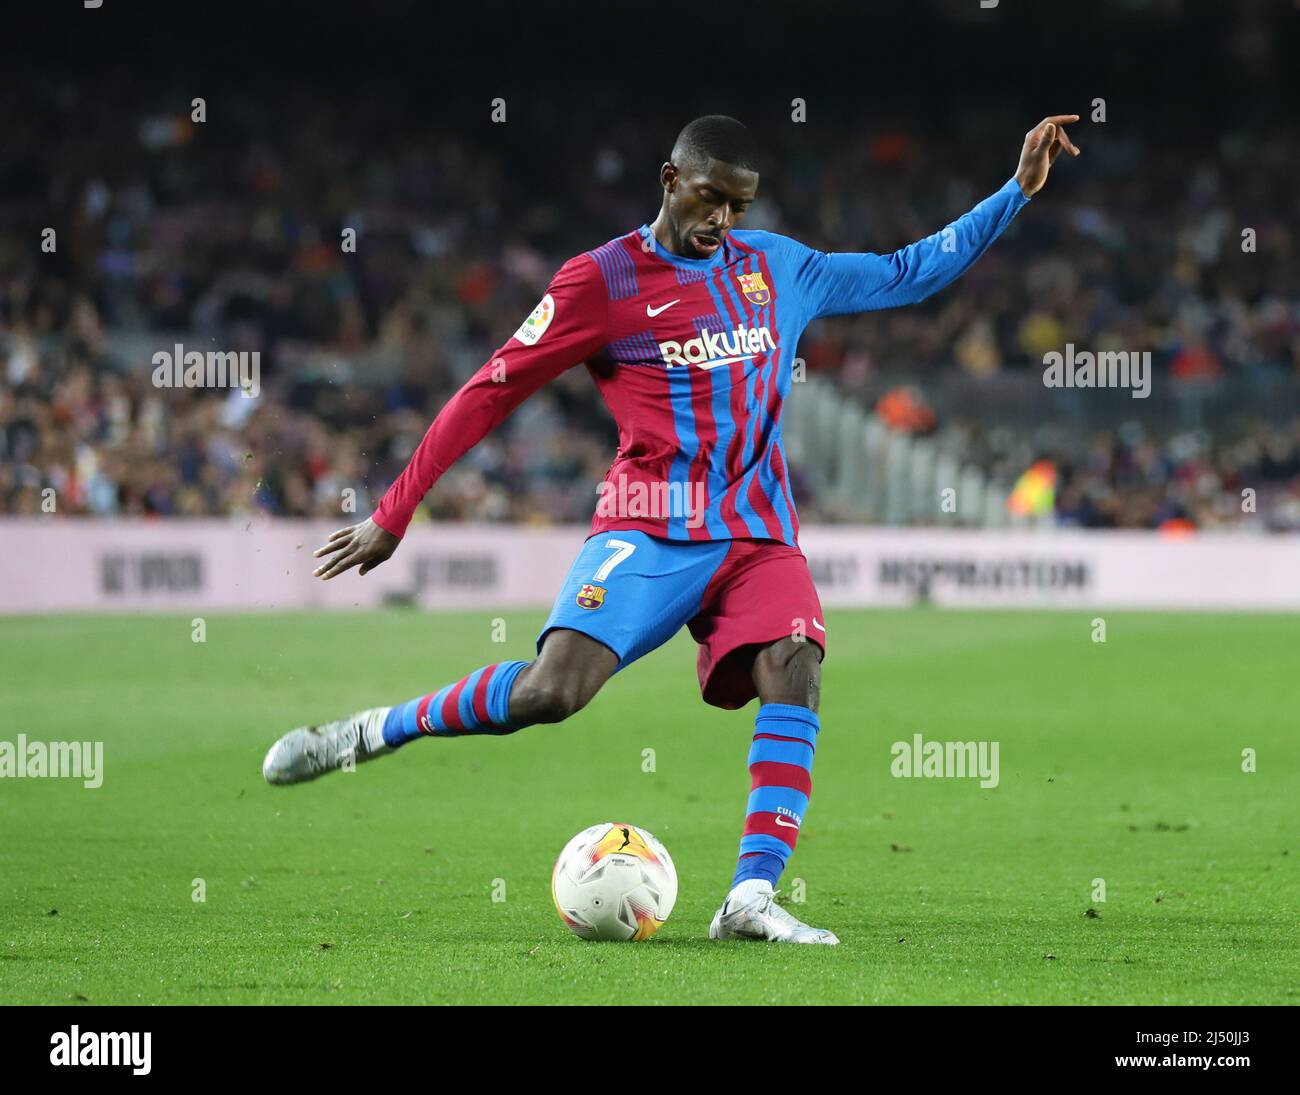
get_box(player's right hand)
[312,517,401,580]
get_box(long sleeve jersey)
[372,176,1029,545]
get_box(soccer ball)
[551,823,678,941]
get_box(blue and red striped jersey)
[373,176,1029,545]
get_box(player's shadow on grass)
[551,937,841,950]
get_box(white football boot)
[262,707,393,785]
[709,880,839,944]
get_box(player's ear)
[660,162,679,192]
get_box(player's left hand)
[312,517,400,580]
[1014,115,1081,198]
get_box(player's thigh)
[689,541,827,710]
[537,530,730,673]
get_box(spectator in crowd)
[2,81,1298,531]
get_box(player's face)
[662,159,759,258]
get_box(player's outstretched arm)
[307,254,607,580]
[796,115,1080,318]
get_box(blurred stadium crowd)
[2,80,1299,530]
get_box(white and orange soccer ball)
[551,823,678,941]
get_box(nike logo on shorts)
[812,618,826,632]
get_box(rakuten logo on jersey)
[658,324,776,369]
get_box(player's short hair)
[671,115,759,174]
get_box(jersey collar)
[636,224,729,270]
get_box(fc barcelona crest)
[737,272,771,306]
[576,583,607,610]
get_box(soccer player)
[263,114,1079,943]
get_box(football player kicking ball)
[264,114,1078,943]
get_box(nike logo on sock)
[646,299,680,317]
[775,816,800,829]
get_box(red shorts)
[688,539,827,709]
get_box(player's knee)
[756,635,821,679]
[530,683,586,723]
[514,670,594,724]
[516,630,617,724]
[753,637,822,710]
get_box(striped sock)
[732,703,818,888]
[381,660,530,744]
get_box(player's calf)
[262,630,617,785]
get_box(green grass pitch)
[1,608,1296,1005]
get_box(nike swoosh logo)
[774,816,800,829]
[812,618,826,632]
[646,299,680,317]
[689,354,754,371]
